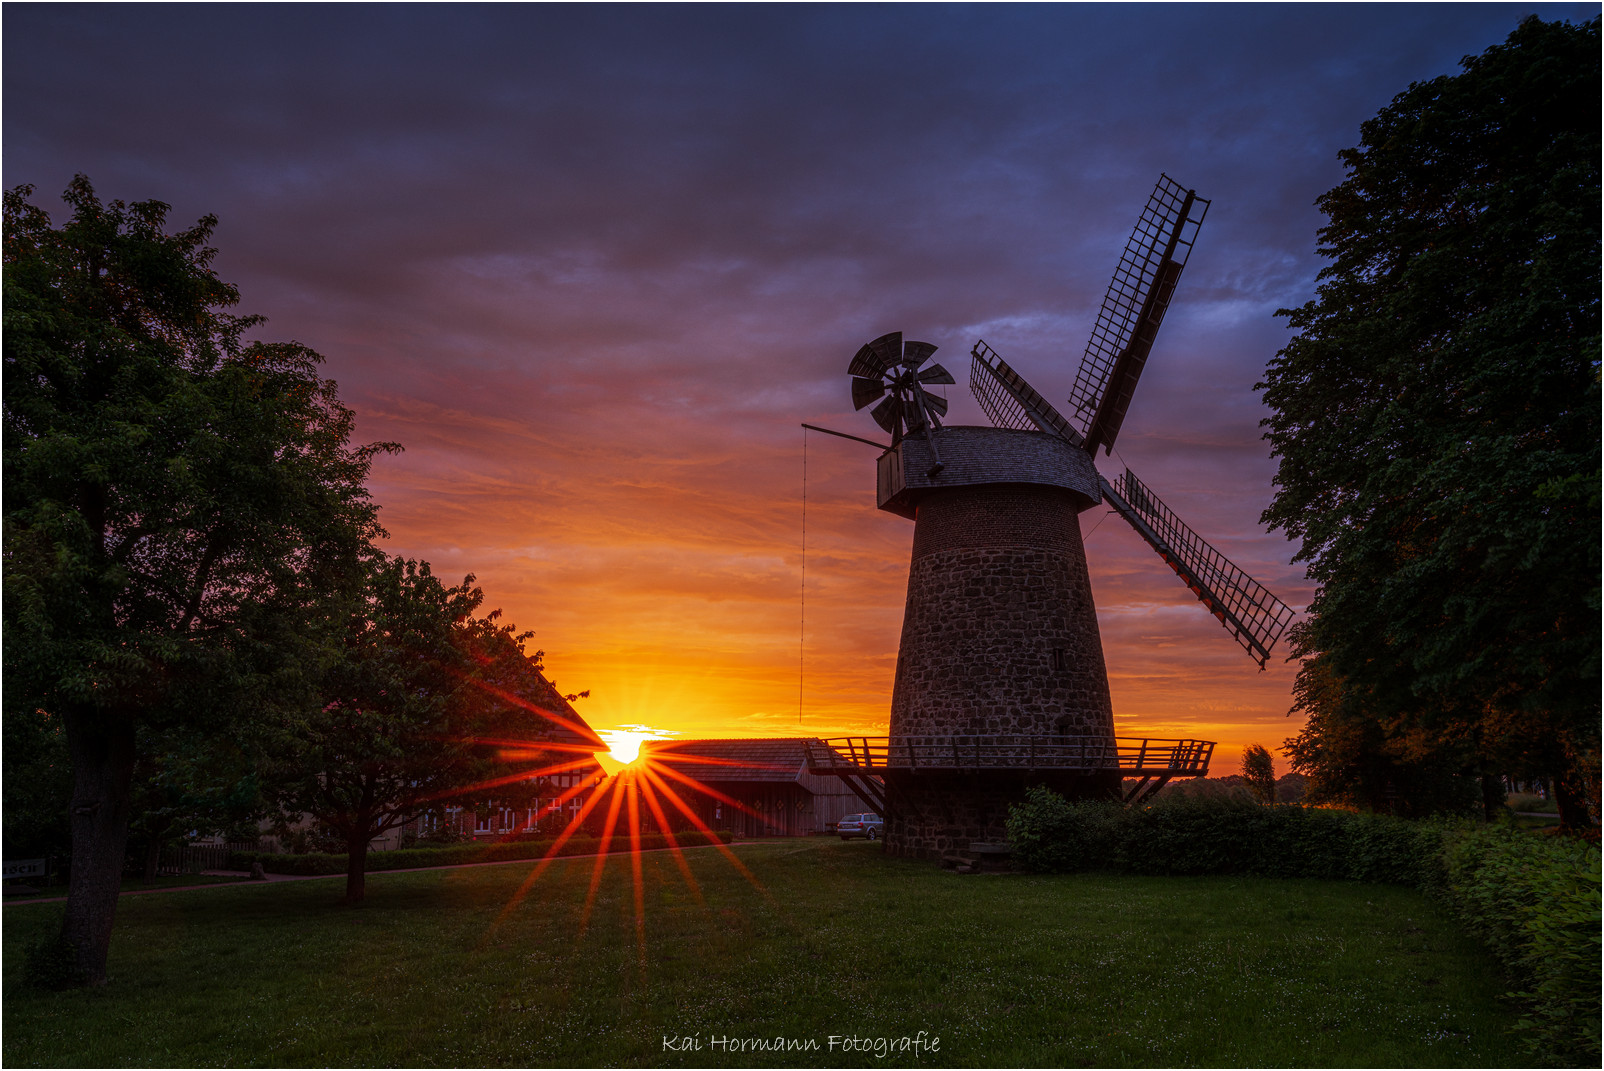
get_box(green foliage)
[1441,826,1602,1064]
[1258,16,1602,819]
[1,705,71,860]
[1007,787,1445,886]
[4,176,394,980]
[228,829,735,875]
[259,552,590,901]
[1001,786,1122,873]
[4,176,392,730]
[1241,744,1277,806]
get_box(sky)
[6,2,1595,772]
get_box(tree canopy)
[261,554,593,903]
[1258,17,1600,823]
[3,177,393,982]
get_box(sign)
[4,858,46,880]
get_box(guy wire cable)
[798,426,807,726]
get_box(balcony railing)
[805,736,1214,777]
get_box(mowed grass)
[4,838,1524,1067]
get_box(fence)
[806,736,1214,776]
[150,840,260,876]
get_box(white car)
[837,813,884,841]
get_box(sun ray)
[647,760,766,823]
[449,737,599,754]
[489,776,618,931]
[625,773,647,967]
[577,775,629,936]
[643,751,795,773]
[635,774,706,907]
[412,756,597,806]
[448,671,602,744]
[637,765,768,897]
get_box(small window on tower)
[1051,648,1066,671]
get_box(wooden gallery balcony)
[804,736,1215,808]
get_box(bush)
[1007,788,1599,1064]
[1441,826,1601,1065]
[229,829,734,875]
[1005,787,1123,872]
[1009,791,1446,886]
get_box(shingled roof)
[518,671,606,751]
[642,737,818,783]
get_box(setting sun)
[596,726,677,773]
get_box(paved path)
[3,841,741,907]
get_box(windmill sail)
[1070,175,1209,456]
[970,340,1085,447]
[1099,468,1295,667]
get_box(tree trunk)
[345,833,368,904]
[62,705,138,986]
[142,836,162,881]
[1479,774,1505,823]
[1553,766,1595,832]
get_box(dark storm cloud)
[7,2,1594,745]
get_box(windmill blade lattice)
[1070,175,1209,456]
[1099,467,1295,667]
[849,331,954,445]
[970,339,1084,446]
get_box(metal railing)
[805,736,1213,776]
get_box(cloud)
[5,1,1586,752]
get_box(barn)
[640,737,865,837]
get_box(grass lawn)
[3,838,1524,1067]
[5,873,254,902]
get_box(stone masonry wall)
[882,770,1123,860]
[887,483,1115,741]
[884,482,1119,860]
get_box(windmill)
[806,174,1296,862]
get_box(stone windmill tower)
[810,176,1296,861]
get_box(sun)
[481,723,772,955]
[595,725,674,773]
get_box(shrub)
[1005,786,1123,872]
[1010,792,1446,885]
[1441,826,1601,1065]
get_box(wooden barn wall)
[798,770,871,828]
[651,781,856,836]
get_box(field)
[3,838,1525,1067]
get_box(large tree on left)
[3,177,391,984]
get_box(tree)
[2,703,73,867]
[125,724,265,880]
[262,554,584,903]
[1258,17,1600,826]
[3,178,391,983]
[1240,745,1277,807]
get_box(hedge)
[228,829,734,876]
[1007,787,1601,1066]
[1006,789,1442,885]
[1441,824,1601,1065]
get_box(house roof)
[518,671,606,751]
[642,737,821,783]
